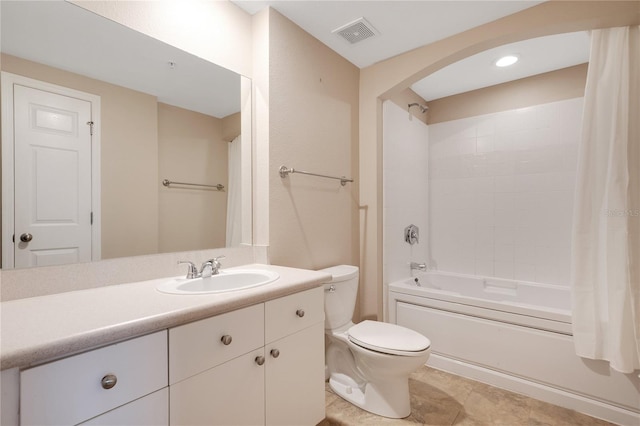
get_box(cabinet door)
[265,322,325,426]
[80,388,168,426]
[170,349,265,426]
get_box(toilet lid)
[348,320,431,356]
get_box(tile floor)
[320,366,616,426]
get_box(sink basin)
[156,269,280,295]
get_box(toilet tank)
[319,265,359,330]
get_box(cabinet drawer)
[265,287,324,343]
[169,304,264,384]
[20,331,168,426]
[80,387,168,425]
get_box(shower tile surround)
[383,102,429,285]
[384,98,583,287]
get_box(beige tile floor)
[320,366,617,426]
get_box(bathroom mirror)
[0,1,252,269]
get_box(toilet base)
[329,373,411,419]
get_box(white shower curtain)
[570,26,640,374]
[226,136,242,247]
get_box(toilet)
[320,265,431,419]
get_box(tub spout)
[410,262,427,272]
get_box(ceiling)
[233,0,590,101]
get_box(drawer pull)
[270,349,280,358]
[221,334,233,345]
[255,355,265,366]
[296,309,305,318]
[101,374,117,390]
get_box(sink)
[156,269,280,295]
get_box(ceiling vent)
[332,17,378,45]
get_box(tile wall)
[428,98,583,285]
[383,101,429,285]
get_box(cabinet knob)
[255,355,265,366]
[270,349,280,358]
[101,374,117,390]
[296,309,305,318]
[221,334,233,345]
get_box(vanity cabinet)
[264,288,326,425]
[169,286,325,425]
[11,285,325,426]
[20,331,168,426]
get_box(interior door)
[13,84,93,268]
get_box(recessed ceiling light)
[495,55,519,67]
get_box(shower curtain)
[226,136,242,247]
[570,26,639,374]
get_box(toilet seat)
[348,320,431,356]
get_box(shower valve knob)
[404,225,419,245]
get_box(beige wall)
[158,103,227,253]
[360,1,640,321]
[251,9,271,249]
[428,63,588,124]
[1,53,160,259]
[267,10,360,289]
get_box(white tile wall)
[428,98,583,286]
[382,101,429,284]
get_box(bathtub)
[388,271,639,425]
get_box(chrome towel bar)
[278,165,354,186]
[162,179,225,191]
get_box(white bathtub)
[388,271,639,425]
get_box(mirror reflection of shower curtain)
[226,136,242,247]
[570,25,639,374]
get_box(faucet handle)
[178,261,198,279]
[202,255,225,277]
[211,255,225,268]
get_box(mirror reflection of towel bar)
[162,179,225,191]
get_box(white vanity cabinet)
[264,287,325,425]
[168,304,266,425]
[168,286,325,426]
[19,331,168,426]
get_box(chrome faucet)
[410,262,427,272]
[178,255,225,279]
[178,261,199,279]
[200,256,225,278]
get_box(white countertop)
[0,264,330,370]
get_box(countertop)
[0,264,331,370]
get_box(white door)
[12,84,93,268]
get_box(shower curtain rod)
[162,179,225,191]
[279,165,354,186]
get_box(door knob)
[20,233,33,243]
